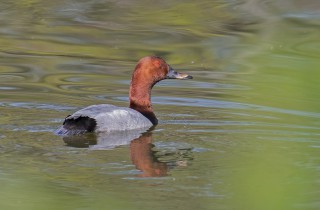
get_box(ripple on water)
[291,39,320,58]
[56,62,108,72]
[284,12,320,26]
[0,75,26,82]
[158,80,247,90]
[0,86,19,90]
[280,13,320,59]
[0,102,75,111]
[43,73,119,93]
[0,63,43,82]
[115,96,320,119]
[152,141,193,163]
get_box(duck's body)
[55,104,153,135]
[55,56,192,135]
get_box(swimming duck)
[55,56,192,135]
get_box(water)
[0,0,320,210]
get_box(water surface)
[0,1,320,210]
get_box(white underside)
[66,104,153,132]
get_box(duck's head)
[132,56,193,85]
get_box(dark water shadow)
[62,129,193,177]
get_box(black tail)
[55,116,97,135]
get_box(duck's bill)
[166,66,193,80]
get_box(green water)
[0,1,320,210]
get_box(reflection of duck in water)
[55,56,192,135]
[63,130,193,177]
[130,132,168,177]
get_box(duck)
[55,56,193,135]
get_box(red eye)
[153,59,162,68]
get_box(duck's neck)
[129,81,158,125]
